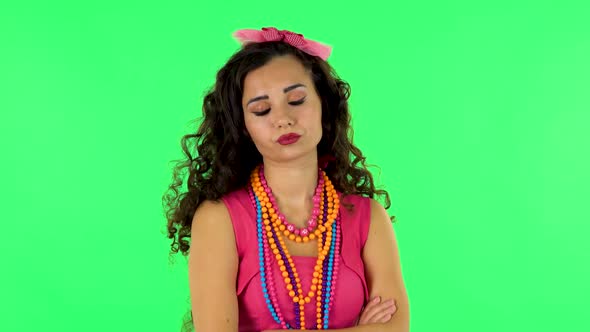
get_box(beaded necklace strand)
[247,164,342,329]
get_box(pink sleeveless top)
[221,187,371,332]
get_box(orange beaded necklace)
[249,164,341,329]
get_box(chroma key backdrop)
[1,1,589,332]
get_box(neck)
[261,156,319,214]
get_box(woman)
[163,27,409,332]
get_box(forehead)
[242,55,311,95]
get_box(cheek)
[312,107,323,132]
[244,119,267,145]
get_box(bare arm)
[188,199,239,332]
[360,199,410,332]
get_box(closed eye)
[253,97,306,116]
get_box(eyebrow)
[246,83,306,106]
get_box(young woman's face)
[242,54,323,163]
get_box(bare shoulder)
[190,199,237,260]
[368,198,397,234]
[188,199,239,332]
[363,198,399,270]
[192,198,231,225]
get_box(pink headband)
[232,27,333,61]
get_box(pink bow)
[233,27,333,61]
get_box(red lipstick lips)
[277,133,301,145]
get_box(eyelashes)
[253,97,306,116]
[253,110,270,116]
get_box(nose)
[272,106,294,128]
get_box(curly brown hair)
[161,40,396,331]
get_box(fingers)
[358,297,396,324]
[358,296,383,324]
[371,301,397,323]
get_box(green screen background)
[2,1,589,331]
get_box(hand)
[357,296,397,325]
